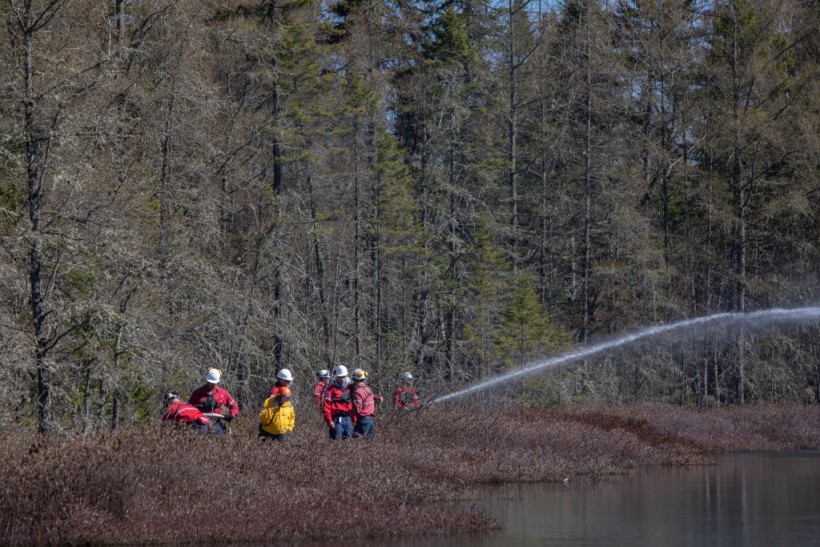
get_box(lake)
[385,452,820,547]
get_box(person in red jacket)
[188,368,239,435]
[350,368,382,441]
[313,369,331,409]
[162,392,210,433]
[394,371,420,409]
[322,365,353,440]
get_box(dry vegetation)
[2,403,818,544]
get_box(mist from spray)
[433,307,820,404]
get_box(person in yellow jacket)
[258,386,295,441]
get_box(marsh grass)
[2,403,818,544]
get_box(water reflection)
[384,453,820,547]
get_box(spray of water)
[434,307,820,404]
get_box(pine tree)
[495,273,570,368]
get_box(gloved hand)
[222,414,233,422]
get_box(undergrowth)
[1,403,817,544]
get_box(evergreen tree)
[495,274,571,368]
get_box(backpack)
[259,397,277,426]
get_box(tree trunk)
[21,11,53,434]
[446,147,457,380]
[372,168,383,370]
[308,173,331,355]
[729,2,746,403]
[508,0,519,273]
[581,15,593,344]
[271,60,284,371]
[111,324,124,431]
[114,0,125,54]
[158,91,175,270]
[353,119,362,360]
[81,359,94,434]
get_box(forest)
[0,0,818,434]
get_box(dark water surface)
[388,452,820,547]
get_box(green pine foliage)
[495,274,572,368]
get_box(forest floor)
[2,402,818,544]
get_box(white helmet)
[276,368,294,381]
[352,368,367,381]
[164,392,179,404]
[317,369,331,379]
[333,365,348,378]
[401,371,413,380]
[205,368,221,384]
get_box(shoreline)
[1,403,818,544]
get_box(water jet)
[434,307,820,403]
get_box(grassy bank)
[2,403,818,544]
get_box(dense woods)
[1,0,817,433]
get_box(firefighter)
[313,369,331,409]
[162,392,210,433]
[350,368,383,441]
[394,371,420,409]
[269,368,294,397]
[188,368,239,435]
[323,365,353,440]
[258,386,295,441]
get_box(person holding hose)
[188,368,239,435]
[162,392,210,433]
[394,371,420,409]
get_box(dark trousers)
[258,427,290,441]
[329,415,353,439]
[203,417,228,435]
[190,423,210,434]
[353,416,375,441]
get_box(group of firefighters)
[162,366,420,441]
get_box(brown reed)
[1,403,817,544]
